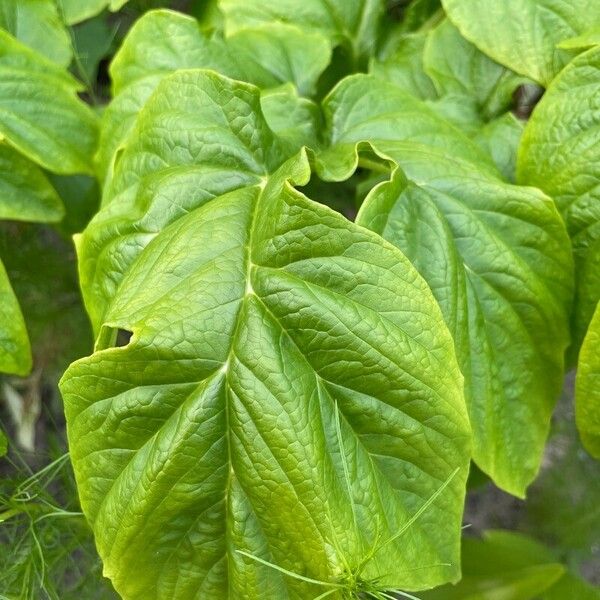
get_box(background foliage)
[0,0,599,599]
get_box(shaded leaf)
[370,32,437,99]
[0,0,72,67]
[0,30,98,175]
[423,19,526,121]
[0,428,7,457]
[0,259,30,376]
[0,144,64,223]
[576,302,600,458]
[421,530,565,600]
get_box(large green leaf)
[0,259,30,376]
[421,531,565,600]
[220,0,384,66]
[0,29,98,175]
[518,45,600,351]
[576,302,600,458]
[0,144,64,223]
[61,69,471,599]
[0,0,72,66]
[442,0,600,86]
[96,9,329,183]
[317,74,573,496]
[84,67,308,330]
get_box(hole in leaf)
[115,328,133,347]
[96,325,133,351]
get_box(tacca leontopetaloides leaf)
[369,31,438,101]
[316,74,573,497]
[0,259,31,376]
[441,0,600,86]
[576,302,600,458]
[81,64,320,332]
[369,20,527,179]
[0,29,98,175]
[0,140,65,378]
[518,44,600,354]
[220,0,384,66]
[96,9,329,184]
[422,19,526,123]
[0,0,72,67]
[60,69,471,599]
[57,0,129,25]
[473,113,525,183]
[0,143,64,223]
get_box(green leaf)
[0,0,72,67]
[576,302,600,458]
[0,29,98,175]
[0,221,94,377]
[109,10,331,98]
[220,0,384,66]
[315,74,494,181]
[371,23,525,167]
[58,0,129,25]
[0,428,6,457]
[421,531,565,600]
[441,0,600,86]
[260,84,321,151]
[97,9,331,182]
[225,24,332,97]
[47,173,99,234]
[370,32,438,100]
[71,14,116,85]
[423,19,525,121]
[61,69,471,599]
[0,258,31,376]
[318,74,573,496]
[518,45,600,351]
[473,113,525,182]
[86,68,295,329]
[0,144,64,223]
[425,95,484,135]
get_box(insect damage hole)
[96,324,134,351]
